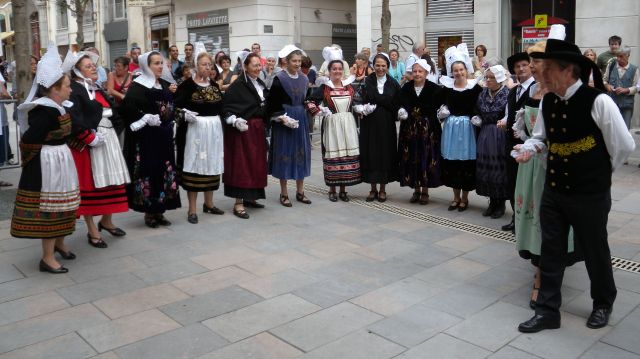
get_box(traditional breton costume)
[11,43,80,239]
[63,50,129,218]
[397,59,443,195]
[517,25,636,332]
[359,54,401,185]
[222,54,269,205]
[266,45,312,181]
[306,47,361,191]
[474,65,510,216]
[438,44,482,192]
[503,52,535,231]
[119,52,181,215]
[175,43,224,193]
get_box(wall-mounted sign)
[522,26,550,50]
[187,9,228,29]
[127,0,155,6]
[534,14,548,28]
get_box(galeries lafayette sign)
[187,10,229,28]
[127,0,155,6]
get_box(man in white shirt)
[403,42,425,83]
[515,35,635,334]
[603,46,639,130]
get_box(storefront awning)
[0,31,15,40]
[516,17,568,27]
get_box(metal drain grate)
[290,180,640,274]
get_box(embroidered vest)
[542,85,611,193]
[608,63,637,109]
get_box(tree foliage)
[58,0,93,49]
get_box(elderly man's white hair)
[412,42,425,54]
[619,46,631,56]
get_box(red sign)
[522,27,550,42]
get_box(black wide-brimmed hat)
[507,52,529,74]
[530,25,605,91]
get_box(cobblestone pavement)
[0,131,639,358]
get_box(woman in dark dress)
[175,51,225,224]
[222,53,268,219]
[65,51,129,248]
[11,43,80,273]
[438,57,482,212]
[266,45,312,207]
[473,65,510,218]
[119,51,181,228]
[358,53,400,202]
[398,59,442,204]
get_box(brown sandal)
[366,190,378,202]
[378,191,387,202]
[458,200,469,212]
[296,192,312,204]
[447,201,460,211]
[280,194,292,207]
[419,193,429,205]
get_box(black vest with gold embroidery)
[542,85,611,193]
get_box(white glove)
[318,106,332,116]
[363,103,377,116]
[353,104,365,114]
[183,109,199,123]
[281,115,299,129]
[234,118,249,132]
[437,105,450,120]
[515,108,525,124]
[88,131,106,147]
[145,114,161,127]
[129,115,152,132]
[398,108,408,121]
[471,116,482,127]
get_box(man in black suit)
[499,52,535,233]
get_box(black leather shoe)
[482,200,494,217]
[328,191,338,202]
[501,221,515,231]
[338,192,350,202]
[39,259,69,274]
[518,314,561,333]
[187,213,198,224]
[243,200,265,209]
[203,204,225,215]
[98,222,127,237]
[54,247,76,260]
[586,307,612,329]
[155,215,172,226]
[87,234,108,248]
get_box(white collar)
[439,75,478,90]
[377,75,387,82]
[16,97,74,135]
[520,76,535,90]
[319,74,355,89]
[285,70,299,79]
[556,79,583,100]
[134,52,159,89]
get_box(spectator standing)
[404,42,425,82]
[251,43,267,69]
[183,43,195,69]
[129,45,142,75]
[259,55,277,89]
[301,56,316,85]
[388,49,405,83]
[167,45,184,79]
[596,35,621,74]
[603,46,639,130]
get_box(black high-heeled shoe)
[98,222,126,237]
[39,259,68,274]
[155,215,172,226]
[203,204,225,215]
[87,233,108,248]
[54,247,76,260]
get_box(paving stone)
[190,245,265,271]
[203,293,321,342]
[354,238,425,261]
[613,269,640,295]
[160,285,262,325]
[435,233,494,253]
[395,333,491,359]
[132,242,211,268]
[0,332,96,359]
[401,226,461,246]
[487,346,542,359]
[293,276,380,308]
[236,249,320,276]
[0,274,74,303]
[378,218,431,233]
[350,277,443,316]
[562,262,592,292]
[0,304,109,354]
[93,283,190,319]
[421,283,503,319]
[602,307,640,355]
[171,266,256,296]
[0,264,22,284]
[78,309,181,353]
[115,324,228,359]
[133,259,209,285]
[195,332,302,359]
[564,288,640,325]
[445,301,532,351]
[413,257,493,289]
[89,352,119,359]
[238,269,319,298]
[0,291,70,326]
[67,256,148,283]
[270,301,383,352]
[462,241,520,266]
[298,239,361,258]
[340,228,405,247]
[501,282,584,312]
[301,330,406,359]
[511,311,612,359]
[394,243,462,269]
[581,342,640,359]
[470,264,533,295]
[368,302,463,347]
[56,273,147,305]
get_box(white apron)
[90,108,131,188]
[40,144,80,212]
[183,115,224,176]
